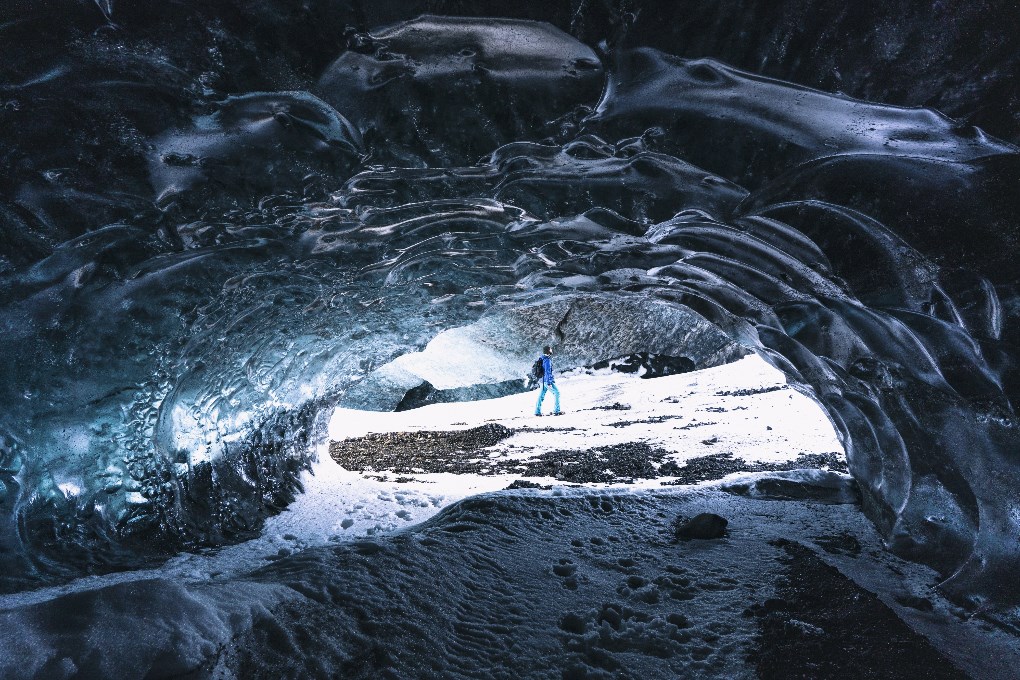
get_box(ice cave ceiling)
[0,0,1018,609]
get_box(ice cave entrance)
[303,354,844,545]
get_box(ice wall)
[0,2,1018,609]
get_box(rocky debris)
[588,402,631,411]
[748,540,967,679]
[714,385,788,397]
[334,431,677,481]
[674,420,718,430]
[784,453,848,473]
[660,452,848,486]
[504,480,550,490]
[330,423,514,474]
[527,426,580,433]
[518,442,669,483]
[590,353,696,378]
[607,414,684,428]
[332,427,848,486]
[673,513,729,540]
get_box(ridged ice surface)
[0,4,1018,621]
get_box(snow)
[306,354,842,543]
[331,354,840,461]
[2,355,834,606]
[116,354,839,585]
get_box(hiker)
[534,345,562,416]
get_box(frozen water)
[0,0,1018,656]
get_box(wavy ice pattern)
[0,7,1018,614]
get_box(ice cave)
[1,1,1019,678]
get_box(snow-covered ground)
[49,354,830,589]
[2,355,835,606]
[1,355,1017,679]
[332,354,841,463]
[313,354,843,540]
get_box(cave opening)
[1,1,1019,676]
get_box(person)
[534,345,562,416]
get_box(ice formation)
[1,0,1019,658]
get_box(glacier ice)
[0,3,1018,617]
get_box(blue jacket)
[540,355,555,384]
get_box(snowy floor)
[1,355,838,605]
[312,354,843,540]
[82,354,835,587]
[1,355,1017,678]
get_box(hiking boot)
[534,413,543,417]
[553,411,564,416]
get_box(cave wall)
[2,0,1019,610]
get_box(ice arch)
[0,5,1017,613]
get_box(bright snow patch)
[289,354,844,548]
[0,354,843,606]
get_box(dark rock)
[590,402,631,411]
[504,480,544,490]
[395,379,530,412]
[590,352,696,378]
[673,513,728,540]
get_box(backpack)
[530,357,545,382]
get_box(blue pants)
[535,381,561,414]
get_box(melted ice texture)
[0,10,1018,618]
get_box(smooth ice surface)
[588,49,1016,185]
[315,16,604,165]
